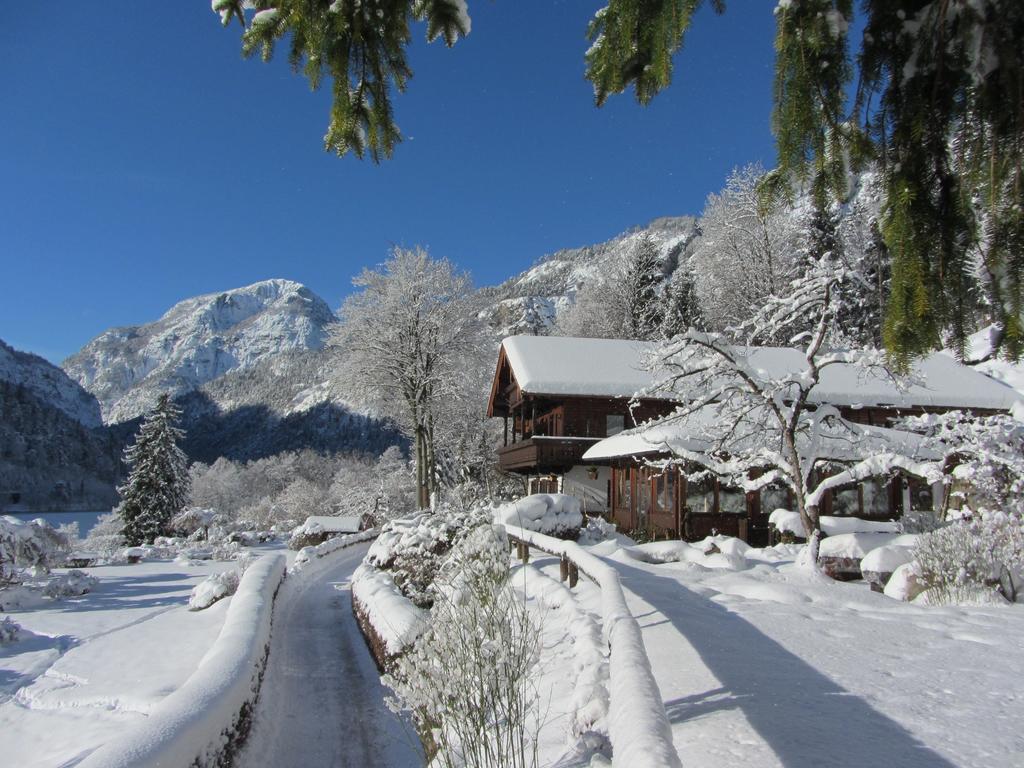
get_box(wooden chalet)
[486,336,675,509]
[488,336,1022,545]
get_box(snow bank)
[296,515,361,534]
[624,537,749,571]
[495,494,584,537]
[769,509,899,537]
[883,561,927,602]
[291,529,379,572]
[504,524,681,768]
[860,542,916,575]
[350,563,428,656]
[77,553,286,768]
[818,532,916,560]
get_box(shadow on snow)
[610,559,957,768]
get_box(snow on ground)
[520,533,1023,767]
[0,543,286,768]
[592,540,1024,768]
[239,541,421,768]
[511,562,611,767]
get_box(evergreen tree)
[117,394,190,546]
[660,265,702,339]
[622,234,663,340]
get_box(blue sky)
[1,1,778,363]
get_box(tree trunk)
[414,425,429,510]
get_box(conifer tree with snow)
[622,233,663,340]
[659,264,703,340]
[116,394,190,546]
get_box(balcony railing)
[497,436,601,473]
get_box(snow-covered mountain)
[478,216,699,336]
[0,339,120,511]
[0,339,103,428]
[64,279,338,424]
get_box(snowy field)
[523,538,1024,768]
[0,543,288,767]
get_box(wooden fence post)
[568,562,579,588]
[559,556,569,582]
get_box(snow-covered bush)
[170,507,219,539]
[496,494,584,539]
[915,513,1024,603]
[384,524,541,768]
[0,616,20,644]
[79,511,126,561]
[367,504,491,608]
[1,516,70,583]
[43,569,99,599]
[189,568,242,610]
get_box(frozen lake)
[3,510,109,539]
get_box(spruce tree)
[117,394,190,546]
[622,234,663,340]
[660,266,702,340]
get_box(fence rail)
[504,525,682,768]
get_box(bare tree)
[331,247,484,509]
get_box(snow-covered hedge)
[503,524,681,768]
[366,505,491,607]
[351,563,428,658]
[291,529,379,572]
[495,494,584,538]
[77,553,286,768]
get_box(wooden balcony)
[497,436,602,474]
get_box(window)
[606,414,625,436]
[686,474,714,515]
[718,482,746,514]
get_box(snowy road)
[239,543,422,768]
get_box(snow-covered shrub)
[384,524,541,768]
[189,569,242,611]
[79,511,126,561]
[170,507,219,539]
[0,616,20,644]
[43,569,99,598]
[1,516,70,582]
[496,494,584,539]
[367,504,491,608]
[915,513,1024,603]
[898,510,944,534]
[577,515,618,545]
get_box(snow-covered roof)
[499,335,1022,411]
[582,403,934,463]
[500,336,668,399]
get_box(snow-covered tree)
[116,394,190,545]
[690,164,800,335]
[557,234,664,341]
[659,263,703,339]
[332,247,484,509]
[641,254,939,565]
